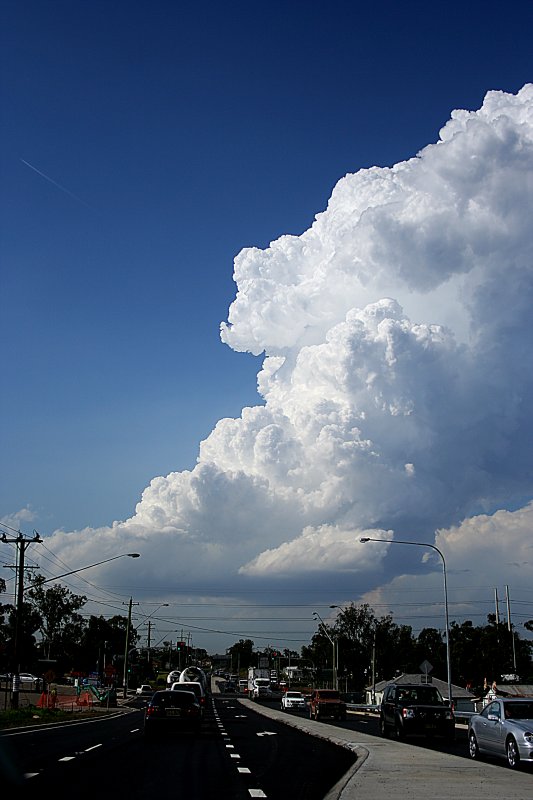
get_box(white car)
[18,673,42,690]
[169,681,207,709]
[281,690,307,711]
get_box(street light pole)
[313,612,337,690]
[0,539,140,709]
[37,552,140,584]
[360,536,452,707]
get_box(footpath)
[237,698,533,800]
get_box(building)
[365,673,476,711]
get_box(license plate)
[166,709,182,716]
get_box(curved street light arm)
[36,553,140,586]
[360,536,452,706]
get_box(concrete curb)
[235,698,533,800]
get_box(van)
[169,681,207,710]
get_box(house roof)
[367,673,475,698]
[490,684,533,698]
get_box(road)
[0,695,356,800]
[2,689,532,799]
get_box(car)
[379,682,455,741]
[281,690,307,711]
[468,697,533,769]
[144,690,202,737]
[309,689,347,721]
[18,673,42,690]
[169,681,207,710]
[136,684,153,696]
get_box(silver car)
[468,697,533,769]
[281,690,307,711]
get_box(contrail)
[20,158,93,208]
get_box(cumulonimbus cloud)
[40,85,533,596]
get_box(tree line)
[1,574,532,694]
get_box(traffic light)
[176,641,186,651]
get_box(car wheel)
[468,731,480,760]
[506,737,520,769]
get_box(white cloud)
[30,85,533,646]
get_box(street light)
[9,550,140,709]
[37,552,140,584]
[360,536,452,707]
[313,611,338,690]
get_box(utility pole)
[505,585,517,675]
[122,596,139,698]
[0,529,42,709]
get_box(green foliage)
[306,604,533,691]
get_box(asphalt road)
[0,695,356,800]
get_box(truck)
[247,667,271,699]
[379,682,455,740]
[308,689,347,721]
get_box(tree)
[26,576,87,674]
[227,639,255,671]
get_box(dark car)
[380,682,455,741]
[144,690,202,737]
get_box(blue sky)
[2,2,533,655]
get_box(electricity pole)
[122,596,139,698]
[0,529,42,709]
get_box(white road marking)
[249,791,267,798]
[58,756,76,761]
[85,744,102,752]
[230,753,241,759]
[238,767,251,773]
[256,731,277,736]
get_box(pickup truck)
[308,689,347,721]
[379,682,455,740]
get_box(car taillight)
[146,706,156,716]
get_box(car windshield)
[397,687,443,704]
[504,702,533,719]
[318,691,340,699]
[286,692,303,698]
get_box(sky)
[2,1,533,666]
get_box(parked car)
[309,689,346,721]
[281,690,307,712]
[136,684,153,696]
[379,682,455,741]
[468,697,533,769]
[18,673,42,690]
[169,681,207,710]
[144,690,202,737]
